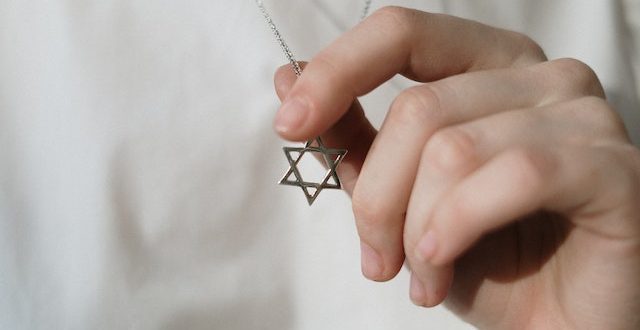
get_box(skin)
[272,7,640,329]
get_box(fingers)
[406,97,629,270]
[415,147,577,266]
[350,60,602,283]
[275,6,547,141]
[409,267,453,307]
[403,95,625,305]
[269,8,638,315]
[274,63,377,193]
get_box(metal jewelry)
[256,0,373,205]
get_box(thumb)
[272,63,377,194]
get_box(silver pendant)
[256,0,370,205]
[279,137,347,205]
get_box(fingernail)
[274,97,309,134]
[415,231,437,262]
[410,274,427,306]
[360,241,383,280]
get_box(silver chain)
[256,0,373,77]
[360,0,373,20]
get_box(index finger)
[274,6,546,140]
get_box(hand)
[272,7,640,329]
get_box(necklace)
[256,0,373,205]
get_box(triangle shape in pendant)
[302,186,321,205]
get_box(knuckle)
[370,6,417,28]
[574,96,627,137]
[364,6,419,55]
[511,32,547,64]
[549,58,605,97]
[503,148,549,192]
[368,6,420,43]
[423,127,478,175]
[388,86,442,128]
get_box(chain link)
[256,0,373,77]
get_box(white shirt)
[0,1,638,329]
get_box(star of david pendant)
[279,137,347,205]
